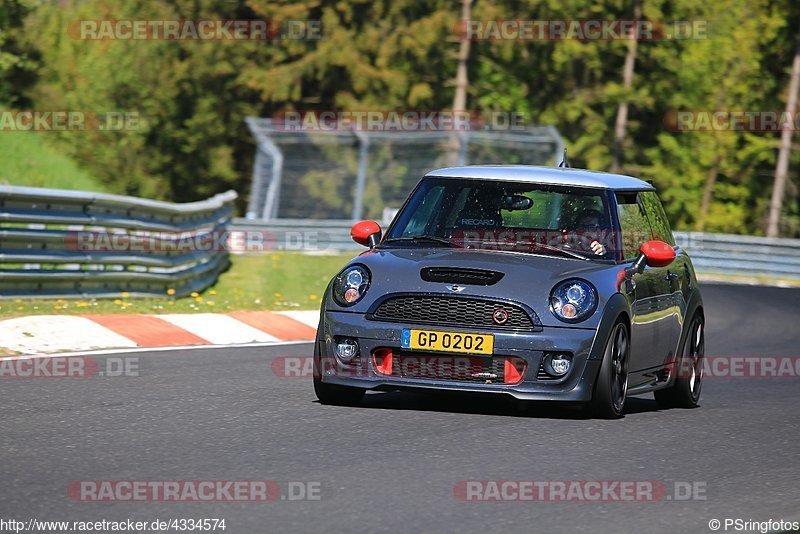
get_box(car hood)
[328,247,625,329]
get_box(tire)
[312,341,365,406]
[654,314,704,409]
[590,321,630,419]
[313,378,365,406]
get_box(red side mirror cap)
[639,240,676,268]
[351,220,381,247]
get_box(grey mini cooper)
[313,165,704,418]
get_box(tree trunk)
[696,153,721,231]
[766,25,800,237]
[610,0,641,174]
[447,0,472,166]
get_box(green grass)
[0,133,107,191]
[0,252,354,318]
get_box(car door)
[640,192,686,367]
[615,192,661,377]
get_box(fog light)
[545,353,572,376]
[335,338,359,363]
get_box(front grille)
[370,295,539,332]
[388,352,526,384]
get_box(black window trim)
[640,191,677,247]
[610,189,657,263]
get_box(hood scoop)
[420,267,505,286]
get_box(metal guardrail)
[673,231,800,280]
[0,186,237,298]
[231,220,800,281]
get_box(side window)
[640,192,676,246]
[616,192,653,260]
[402,185,444,236]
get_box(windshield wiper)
[529,242,591,261]
[469,240,591,261]
[383,235,455,247]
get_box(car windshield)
[383,177,615,260]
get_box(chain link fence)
[246,117,563,222]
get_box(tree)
[610,0,641,174]
[0,0,39,106]
[766,24,800,237]
[447,0,472,166]
[639,0,782,233]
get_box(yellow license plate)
[401,329,494,355]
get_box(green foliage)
[6,0,800,235]
[0,133,107,191]
[0,0,39,106]
[22,0,267,203]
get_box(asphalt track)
[2,283,799,533]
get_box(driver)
[575,209,610,256]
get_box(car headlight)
[332,265,370,307]
[549,279,598,323]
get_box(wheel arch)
[682,287,705,339]
[588,292,631,361]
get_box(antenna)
[558,148,570,168]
